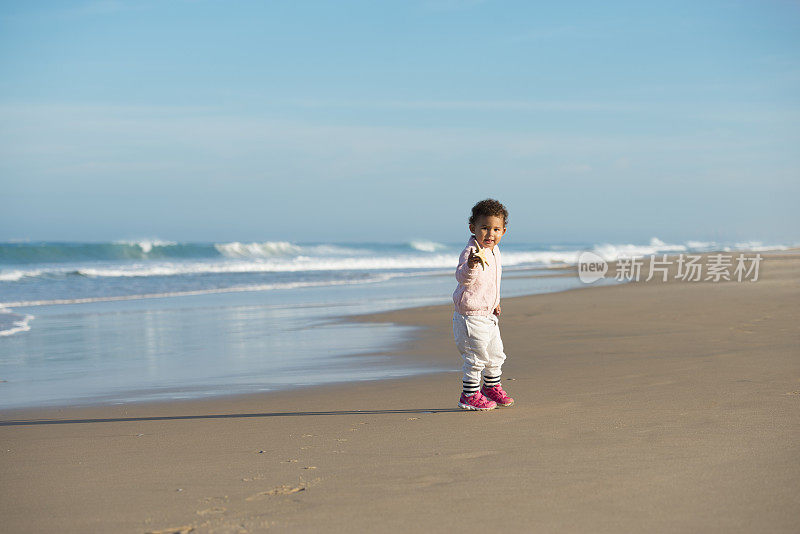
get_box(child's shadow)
[0,408,463,427]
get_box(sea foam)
[0,307,34,336]
[408,240,447,252]
[214,241,302,258]
[112,239,178,254]
[0,273,399,308]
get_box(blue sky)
[1,0,798,245]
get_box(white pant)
[452,311,507,383]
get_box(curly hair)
[469,198,508,227]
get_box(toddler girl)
[452,199,515,411]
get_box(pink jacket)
[452,235,502,316]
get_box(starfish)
[473,241,490,270]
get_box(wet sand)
[1,251,798,533]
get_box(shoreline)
[1,249,798,532]
[0,262,605,412]
[0,249,792,416]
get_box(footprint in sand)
[410,474,454,488]
[196,506,226,516]
[449,450,498,460]
[245,484,306,501]
[199,495,229,503]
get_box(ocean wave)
[591,237,688,261]
[213,241,367,259]
[111,239,178,254]
[37,252,571,278]
[0,274,400,308]
[214,241,303,258]
[408,240,448,252]
[0,255,454,281]
[684,240,717,250]
[301,244,366,255]
[647,237,687,251]
[0,240,372,264]
[1,238,792,282]
[501,251,582,265]
[4,238,793,267]
[0,269,43,282]
[0,240,215,263]
[74,256,463,277]
[725,241,790,252]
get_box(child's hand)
[467,248,481,268]
[493,306,501,316]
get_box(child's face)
[469,215,507,250]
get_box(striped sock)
[483,374,501,388]
[462,380,479,396]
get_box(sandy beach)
[1,250,798,533]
